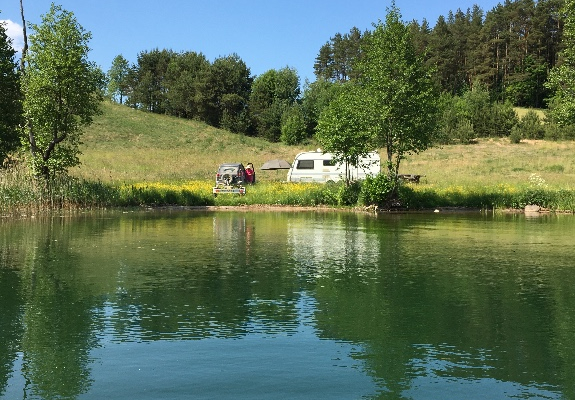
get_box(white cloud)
[1,19,25,53]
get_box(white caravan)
[286,150,380,183]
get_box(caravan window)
[296,160,314,169]
[323,159,336,166]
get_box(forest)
[102,0,571,146]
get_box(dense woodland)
[316,0,563,108]
[104,0,570,145]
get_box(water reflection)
[0,211,574,399]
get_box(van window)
[297,160,314,169]
[323,159,336,166]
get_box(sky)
[1,0,503,83]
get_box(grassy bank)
[2,175,574,214]
[2,102,575,213]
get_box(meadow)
[1,102,574,213]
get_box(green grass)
[514,107,546,121]
[2,102,575,213]
[74,102,301,184]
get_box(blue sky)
[2,0,502,83]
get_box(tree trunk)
[19,0,28,71]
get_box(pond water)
[1,209,574,399]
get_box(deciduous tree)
[316,85,376,183]
[356,5,439,180]
[249,67,299,141]
[106,54,130,104]
[20,4,104,178]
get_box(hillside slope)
[74,102,303,183]
[74,102,575,188]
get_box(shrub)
[509,126,522,143]
[337,181,362,206]
[517,110,544,139]
[456,119,475,144]
[359,174,395,206]
[544,122,575,141]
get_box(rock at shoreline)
[525,205,541,213]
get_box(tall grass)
[0,165,115,214]
[3,168,574,213]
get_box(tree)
[249,67,300,142]
[546,0,575,125]
[0,19,22,164]
[129,48,175,113]
[301,79,344,137]
[20,4,104,178]
[280,104,306,145]
[163,51,210,119]
[356,5,439,181]
[314,27,365,82]
[204,54,252,130]
[106,54,130,104]
[316,85,376,183]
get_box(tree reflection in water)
[0,211,573,399]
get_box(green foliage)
[359,174,395,206]
[106,54,130,104]
[509,126,522,143]
[205,54,253,129]
[313,27,364,82]
[280,104,306,145]
[249,67,300,141]
[455,120,476,144]
[437,87,519,143]
[129,48,175,113]
[546,0,575,125]
[316,85,376,183]
[21,5,104,179]
[488,101,519,137]
[516,110,545,139]
[337,181,362,206]
[544,122,575,141]
[0,20,22,164]
[301,79,344,137]
[163,51,211,119]
[355,6,439,178]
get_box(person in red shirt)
[245,163,255,184]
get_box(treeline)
[105,0,572,145]
[317,0,563,108]
[107,51,303,143]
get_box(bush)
[456,119,475,144]
[544,122,575,141]
[509,126,522,143]
[517,110,545,139]
[337,181,362,206]
[359,174,395,206]
[280,105,306,145]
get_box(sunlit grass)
[401,138,575,189]
[3,103,575,213]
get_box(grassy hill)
[74,102,575,189]
[74,102,302,184]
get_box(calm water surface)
[1,210,574,399]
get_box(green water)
[1,210,574,399]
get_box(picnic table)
[398,174,424,183]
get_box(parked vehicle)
[286,150,380,183]
[215,163,246,186]
[213,163,246,196]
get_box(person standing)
[245,163,255,184]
